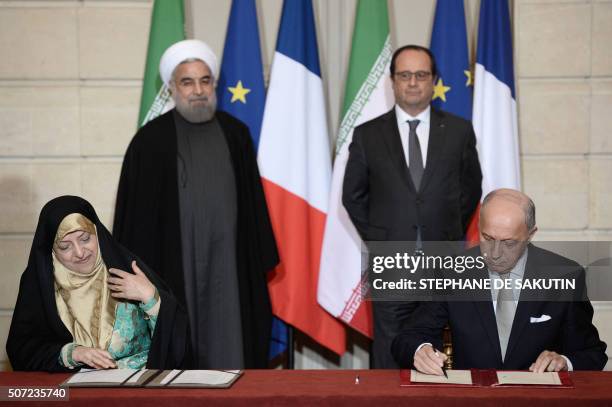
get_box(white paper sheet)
[66,369,139,384]
[410,369,473,385]
[496,371,562,385]
[170,370,239,386]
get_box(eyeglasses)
[394,71,432,82]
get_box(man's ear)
[527,226,538,242]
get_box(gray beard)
[174,97,217,123]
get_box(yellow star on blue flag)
[464,69,473,87]
[432,78,451,102]
[228,80,251,103]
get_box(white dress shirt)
[395,104,431,167]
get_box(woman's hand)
[108,261,155,303]
[72,346,116,369]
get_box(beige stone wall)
[0,0,150,370]
[0,0,610,370]
[517,1,612,236]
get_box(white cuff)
[414,343,433,360]
[561,355,573,371]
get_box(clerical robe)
[113,109,278,368]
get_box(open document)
[401,369,572,388]
[62,369,243,389]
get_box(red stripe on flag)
[262,179,346,355]
[465,204,481,248]
[345,300,373,338]
[339,277,373,338]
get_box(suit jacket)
[342,106,482,368]
[391,245,608,371]
[342,107,482,243]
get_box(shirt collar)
[395,104,431,125]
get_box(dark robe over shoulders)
[113,110,279,368]
[7,195,191,372]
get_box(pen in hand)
[434,350,449,378]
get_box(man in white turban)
[114,39,279,370]
[159,39,219,123]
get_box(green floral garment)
[59,293,159,369]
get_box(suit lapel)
[420,108,446,192]
[380,109,414,190]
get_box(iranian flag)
[317,0,394,338]
[138,0,184,126]
[466,0,521,242]
[258,0,346,355]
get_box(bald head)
[479,189,537,274]
[480,189,536,231]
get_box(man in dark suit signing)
[392,189,607,373]
[342,45,482,368]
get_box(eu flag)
[216,0,266,149]
[430,0,472,120]
[216,0,287,360]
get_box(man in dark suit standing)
[392,189,607,373]
[342,45,482,368]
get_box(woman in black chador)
[7,196,191,371]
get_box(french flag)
[258,0,346,355]
[467,0,521,242]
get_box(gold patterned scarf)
[52,213,117,350]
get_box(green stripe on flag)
[138,0,185,127]
[336,0,391,153]
[336,36,391,154]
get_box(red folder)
[399,369,574,388]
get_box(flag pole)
[287,325,295,369]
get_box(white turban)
[159,39,218,86]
